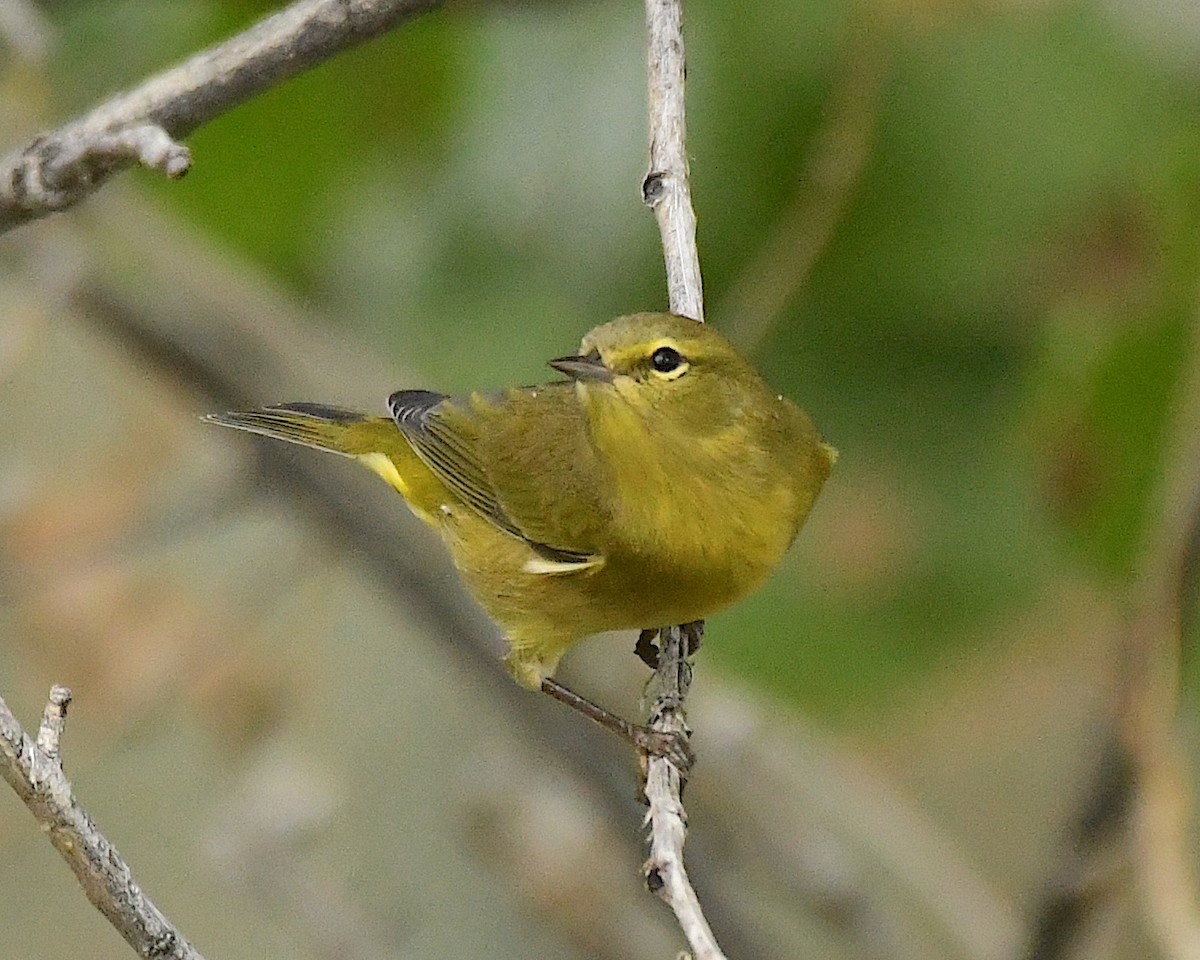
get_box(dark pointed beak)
[548,349,614,383]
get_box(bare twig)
[35,683,70,759]
[641,1,723,957]
[0,686,207,960]
[642,628,726,960]
[643,0,703,324]
[0,0,439,233]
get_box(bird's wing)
[388,388,600,566]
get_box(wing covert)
[387,388,597,564]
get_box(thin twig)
[643,0,703,325]
[641,1,724,957]
[642,627,726,960]
[0,686,207,960]
[0,0,439,233]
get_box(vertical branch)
[642,626,727,960]
[641,2,724,958]
[1020,297,1200,960]
[643,0,704,324]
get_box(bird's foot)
[632,725,694,773]
[539,676,693,774]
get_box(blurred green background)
[2,0,1198,957]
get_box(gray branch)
[642,627,726,960]
[0,686,208,960]
[0,0,439,234]
[642,0,704,324]
[640,0,722,957]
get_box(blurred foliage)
[36,0,1200,721]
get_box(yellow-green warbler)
[207,313,834,751]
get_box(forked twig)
[0,686,207,960]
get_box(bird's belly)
[437,482,793,645]
[594,539,776,627]
[588,574,731,631]
[595,480,797,626]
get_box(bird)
[206,312,834,751]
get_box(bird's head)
[548,312,763,437]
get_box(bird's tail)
[206,401,456,514]
[203,402,401,456]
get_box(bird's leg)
[540,677,694,772]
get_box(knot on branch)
[642,170,668,206]
[645,864,666,894]
[146,929,181,960]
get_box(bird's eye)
[651,346,684,374]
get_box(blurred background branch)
[1119,273,1200,959]
[1021,121,1200,960]
[0,0,51,63]
[718,28,886,352]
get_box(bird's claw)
[632,726,694,773]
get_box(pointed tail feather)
[204,403,394,457]
[206,402,456,515]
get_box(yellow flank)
[205,313,834,691]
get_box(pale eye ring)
[651,346,684,373]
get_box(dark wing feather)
[389,390,508,530]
